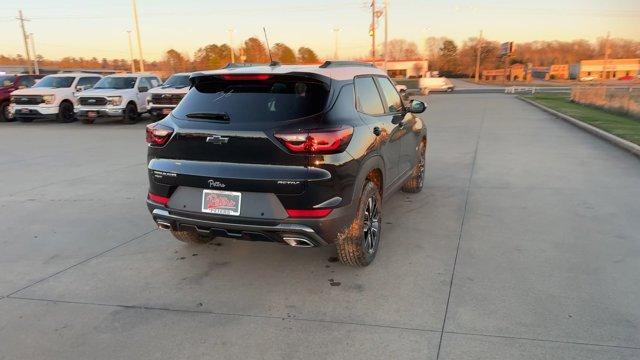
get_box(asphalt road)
[0,94,639,359]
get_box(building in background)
[482,64,527,81]
[579,59,640,79]
[366,60,429,79]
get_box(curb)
[517,96,640,158]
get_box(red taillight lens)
[147,192,170,206]
[286,208,333,218]
[221,74,272,81]
[146,123,174,146]
[274,126,353,154]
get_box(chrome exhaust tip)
[156,220,172,231]
[282,236,315,248]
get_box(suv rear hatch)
[148,73,337,203]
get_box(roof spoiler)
[223,61,281,68]
[319,61,375,68]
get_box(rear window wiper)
[185,112,230,121]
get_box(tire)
[402,140,426,193]
[170,230,213,244]
[336,181,382,267]
[122,103,139,124]
[56,101,76,123]
[0,102,14,122]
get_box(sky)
[1,0,639,61]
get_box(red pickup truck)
[1,74,43,121]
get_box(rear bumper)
[147,200,357,246]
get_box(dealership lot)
[0,93,638,359]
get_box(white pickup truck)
[75,73,161,124]
[147,72,191,120]
[10,73,102,122]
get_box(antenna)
[263,27,273,63]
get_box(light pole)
[17,10,33,74]
[127,30,136,73]
[228,29,235,63]
[383,0,388,70]
[474,30,483,83]
[131,0,145,72]
[333,28,341,59]
[29,33,39,75]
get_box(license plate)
[162,108,172,115]
[202,190,241,216]
[87,111,97,118]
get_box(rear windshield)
[33,76,75,88]
[172,75,329,123]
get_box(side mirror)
[75,85,87,92]
[138,86,149,93]
[409,100,427,114]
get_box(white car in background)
[419,77,454,94]
[75,73,161,124]
[10,73,102,123]
[147,72,191,120]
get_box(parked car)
[148,72,191,120]
[418,77,454,94]
[145,61,428,266]
[76,73,161,124]
[0,74,44,121]
[10,73,101,122]
[618,75,635,81]
[580,76,596,82]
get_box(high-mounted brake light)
[147,192,170,206]
[221,74,272,81]
[286,208,333,218]
[146,122,174,146]
[274,126,353,155]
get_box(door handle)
[373,126,381,136]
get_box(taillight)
[221,74,272,81]
[274,126,353,154]
[146,122,173,146]
[286,208,332,218]
[147,192,170,206]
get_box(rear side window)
[147,77,161,88]
[17,77,36,88]
[354,77,384,115]
[173,75,329,123]
[377,77,403,113]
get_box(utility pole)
[29,33,39,75]
[383,0,388,71]
[601,31,610,82]
[333,28,341,59]
[127,30,136,73]
[228,29,235,63]
[474,30,483,83]
[131,0,145,72]
[370,0,376,64]
[16,10,33,74]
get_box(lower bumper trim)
[151,208,328,246]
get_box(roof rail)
[223,62,271,68]
[319,61,375,68]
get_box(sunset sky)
[1,0,639,61]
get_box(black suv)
[146,61,427,266]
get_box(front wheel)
[0,102,14,122]
[122,103,139,124]
[336,181,382,267]
[57,101,76,123]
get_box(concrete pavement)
[0,94,638,359]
